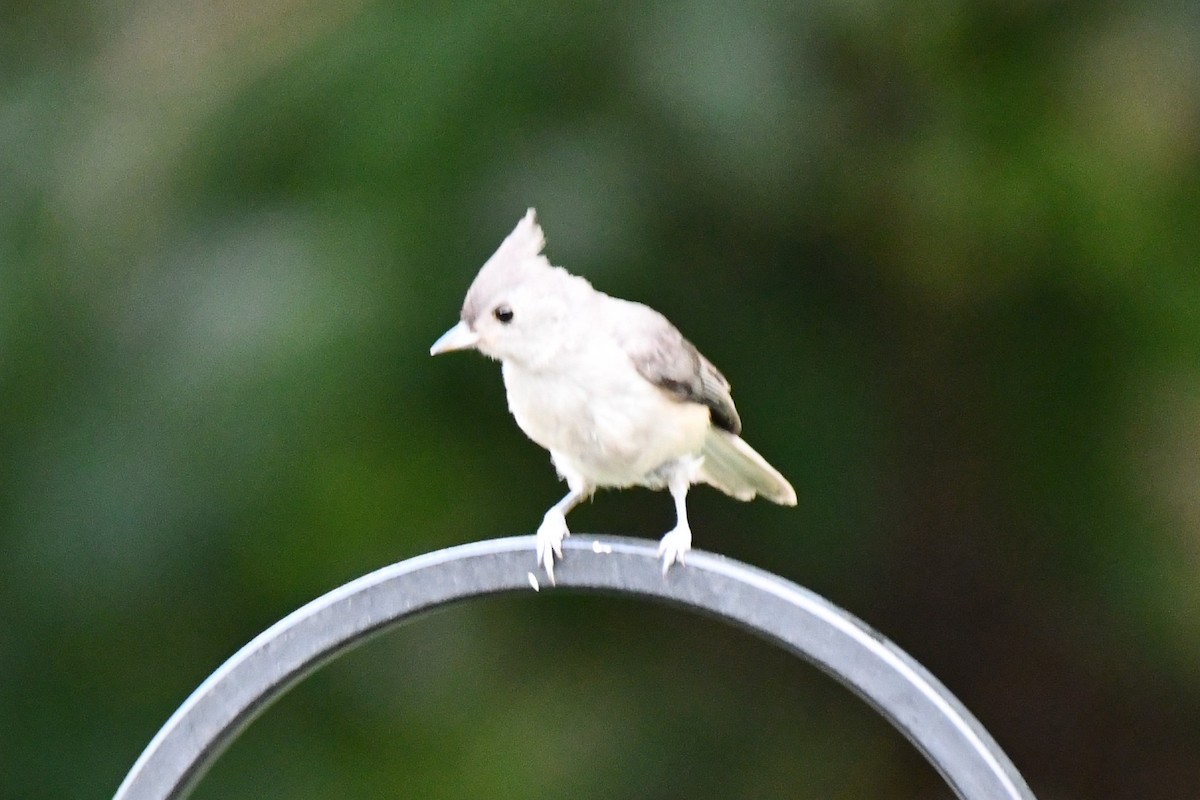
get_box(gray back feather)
[617,301,742,434]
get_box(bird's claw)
[536,508,570,584]
[657,525,692,576]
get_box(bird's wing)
[615,300,742,434]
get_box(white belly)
[501,357,710,488]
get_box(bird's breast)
[500,356,710,487]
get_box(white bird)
[431,209,796,581]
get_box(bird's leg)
[536,480,589,584]
[657,471,693,575]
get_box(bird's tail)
[698,429,797,506]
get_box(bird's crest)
[462,209,554,322]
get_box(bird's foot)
[536,508,570,584]
[656,524,692,576]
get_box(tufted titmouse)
[431,209,796,581]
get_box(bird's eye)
[493,305,514,324]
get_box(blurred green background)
[3,1,1199,797]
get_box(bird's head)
[430,209,591,369]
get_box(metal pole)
[114,535,1036,800]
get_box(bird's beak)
[430,320,480,355]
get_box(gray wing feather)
[616,300,742,434]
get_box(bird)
[430,209,796,581]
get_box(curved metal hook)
[114,536,1036,800]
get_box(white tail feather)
[698,429,797,506]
